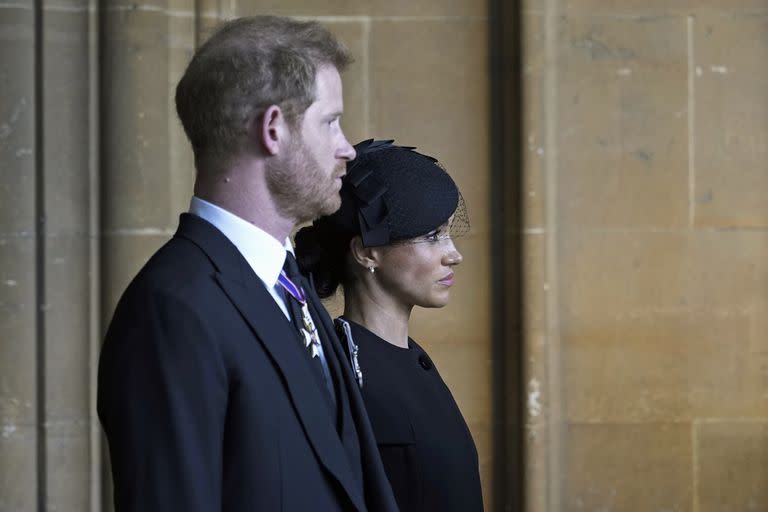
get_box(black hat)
[319,139,468,247]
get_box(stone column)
[0,0,38,507]
[518,1,565,510]
[42,0,101,508]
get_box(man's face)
[267,65,356,224]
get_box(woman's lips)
[438,272,455,286]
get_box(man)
[97,16,399,512]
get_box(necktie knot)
[282,252,302,280]
[279,252,305,304]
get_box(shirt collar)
[189,196,291,288]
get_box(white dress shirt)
[188,196,331,376]
[189,196,292,318]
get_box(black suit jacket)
[98,213,399,512]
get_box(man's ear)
[259,105,288,156]
[349,236,379,270]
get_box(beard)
[266,136,345,224]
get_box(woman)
[294,139,483,512]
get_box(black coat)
[343,320,484,512]
[97,214,399,512]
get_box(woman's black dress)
[340,319,484,512]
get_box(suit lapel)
[175,214,366,512]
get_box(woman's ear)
[258,105,288,156]
[349,236,379,271]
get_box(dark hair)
[175,16,352,172]
[294,223,351,299]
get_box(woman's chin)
[418,294,451,309]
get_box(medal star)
[302,329,312,348]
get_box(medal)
[300,302,322,359]
[278,268,322,359]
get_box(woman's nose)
[443,241,463,266]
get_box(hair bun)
[294,224,343,299]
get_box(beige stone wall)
[521,0,768,510]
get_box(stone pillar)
[42,0,100,508]
[516,1,565,510]
[0,0,38,507]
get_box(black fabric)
[97,213,399,512]
[282,250,303,281]
[342,319,484,512]
[312,139,465,247]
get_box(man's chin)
[297,194,341,224]
[318,195,342,217]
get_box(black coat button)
[418,354,433,370]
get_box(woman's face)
[374,224,463,309]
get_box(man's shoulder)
[118,234,218,307]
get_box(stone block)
[47,420,92,510]
[0,424,36,511]
[0,8,35,235]
[564,422,693,511]
[560,230,767,319]
[563,310,767,422]
[43,10,92,235]
[694,11,768,228]
[697,421,768,512]
[0,238,36,426]
[45,235,92,420]
[558,15,689,229]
